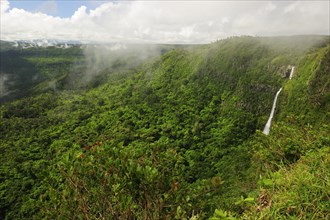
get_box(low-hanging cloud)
[64,43,165,88]
[1,0,329,43]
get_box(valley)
[0,35,329,219]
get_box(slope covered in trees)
[0,43,180,103]
[0,45,84,103]
[0,36,329,219]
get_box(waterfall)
[262,66,295,135]
[289,66,295,80]
[263,87,282,135]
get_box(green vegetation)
[0,46,83,102]
[1,36,329,219]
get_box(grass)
[244,147,330,219]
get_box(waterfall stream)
[262,66,295,135]
[289,66,295,80]
[262,87,282,135]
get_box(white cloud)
[71,5,88,21]
[284,1,300,14]
[1,0,10,13]
[0,0,329,43]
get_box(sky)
[1,0,329,43]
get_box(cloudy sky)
[1,0,329,43]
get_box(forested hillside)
[0,36,329,219]
[0,43,179,103]
[0,45,83,103]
